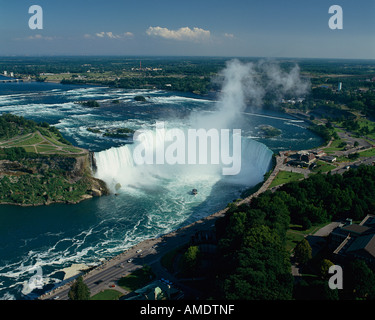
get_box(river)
[0,80,323,299]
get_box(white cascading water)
[93,59,310,194]
[93,126,273,193]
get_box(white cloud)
[146,26,210,41]
[18,34,55,41]
[223,33,235,38]
[91,32,134,39]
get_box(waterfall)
[93,129,273,193]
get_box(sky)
[0,0,374,59]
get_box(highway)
[39,211,223,300]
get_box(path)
[0,130,88,156]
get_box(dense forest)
[0,113,38,139]
[213,165,375,299]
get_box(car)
[127,259,133,263]
[136,249,142,253]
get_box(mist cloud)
[193,59,310,130]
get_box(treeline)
[62,75,211,94]
[214,190,293,299]
[308,86,375,118]
[212,165,375,299]
[0,113,38,139]
[280,166,375,225]
[0,173,91,205]
[308,123,338,143]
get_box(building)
[122,279,184,300]
[300,152,316,164]
[329,215,375,266]
[287,151,316,167]
[311,149,326,158]
[338,82,342,92]
[320,155,336,163]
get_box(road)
[39,210,225,300]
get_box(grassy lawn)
[0,130,85,156]
[90,289,123,300]
[356,118,375,140]
[312,160,336,173]
[61,146,84,153]
[286,222,331,253]
[323,138,345,153]
[335,155,354,163]
[359,148,375,157]
[118,266,155,292]
[12,133,45,147]
[286,230,305,253]
[269,171,304,188]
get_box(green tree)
[319,259,334,279]
[68,276,90,300]
[347,260,375,300]
[294,239,312,265]
[181,246,200,274]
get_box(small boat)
[192,189,197,195]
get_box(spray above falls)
[94,59,309,193]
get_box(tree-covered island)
[0,114,108,206]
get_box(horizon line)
[0,55,375,62]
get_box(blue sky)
[0,0,374,58]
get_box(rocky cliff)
[0,153,109,206]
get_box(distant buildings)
[286,149,338,168]
[287,151,316,167]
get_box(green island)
[0,113,108,206]
[259,125,282,138]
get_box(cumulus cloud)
[223,33,235,38]
[15,34,55,41]
[146,26,210,41]
[86,32,133,39]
